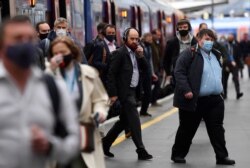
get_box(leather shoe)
[237,92,243,99]
[140,112,152,117]
[102,140,114,157]
[171,156,186,163]
[216,157,235,165]
[136,148,153,160]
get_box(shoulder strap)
[43,74,68,138]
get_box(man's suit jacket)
[107,45,148,101]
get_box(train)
[0,0,184,46]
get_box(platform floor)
[104,70,250,168]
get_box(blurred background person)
[239,33,250,78]
[47,36,109,168]
[0,16,79,168]
[223,33,244,99]
[36,21,50,41]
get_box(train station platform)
[104,68,250,168]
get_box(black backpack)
[83,39,97,61]
[43,74,68,138]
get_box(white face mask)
[56,29,67,37]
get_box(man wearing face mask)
[163,19,197,88]
[102,28,153,160]
[39,17,87,64]
[0,16,80,168]
[90,24,117,87]
[170,29,235,165]
[35,21,50,41]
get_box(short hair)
[35,21,48,32]
[142,32,152,41]
[97,22,107,34]
[177,19,192,31]
[199,23,208,30]
[197,29,216,40]
[103,24,116,35]
[11,15,31,23]
[0,15,32,48]
[151,29,161,35]
[48,36,81,62]
[54,17,68,27]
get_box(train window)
[137,6,142,36]
[130,6,136,28]
[111,1,116,25]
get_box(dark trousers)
[223,65,240,96]
[103,88,145,149]
[172,95,229,159]
[151,73,161,103]
[140,73,152,114]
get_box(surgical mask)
[59,54,73,68]
[202,40,213,52]
[179,30,189,37]
[6,43,35,69]
[56,29,67,37]
[39,33,48,40]
[105,35,116,42]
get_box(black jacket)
[163,36,197,76]
[107,46,148,101]
[173,45,223,111]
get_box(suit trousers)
[103,88,145,149]
[223,65,240,96]
[172,95,229,159]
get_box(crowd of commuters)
[1,14,249,167]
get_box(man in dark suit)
[102,28,153,160]
[91,24,117,87]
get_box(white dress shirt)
[104,38,116,52]
[126,46,139,87]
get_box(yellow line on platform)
[112,108,178,146]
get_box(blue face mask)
[202,40,213,52]
[6,43,36,69]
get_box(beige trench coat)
[46,64,109,168]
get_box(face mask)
[105,35,116,42]
[56,29,67,37]
[39,33,48,40]
[179,30,189,37]
[6,43,35,69]
[127,42,138,52]
[144,41,151,46]
[202,40,213,52]
[59,54,73,68]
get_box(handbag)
[80,122,95,153]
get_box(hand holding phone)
[135,45,144,58]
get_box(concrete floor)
[103,70,250,168]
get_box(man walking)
[102,28,153,160]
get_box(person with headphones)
[102,27,153,160]
[163,19,197,87]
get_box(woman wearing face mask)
[46,36,109,168]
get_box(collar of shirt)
[104,38,115,46]
[200,49,212,60]
[0,62,43,80]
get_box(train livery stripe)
[112,108,178,146]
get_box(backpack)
[83,39,97,61]
[42,74,68,138]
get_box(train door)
[0,0,10,22]
[137,6,142,36]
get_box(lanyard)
[65,67,77,93]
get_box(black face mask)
[105,35,116,42]
[39,33,48,40]
[179,30,189,37]
[59,54,73,68]
[6,43,35,69]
